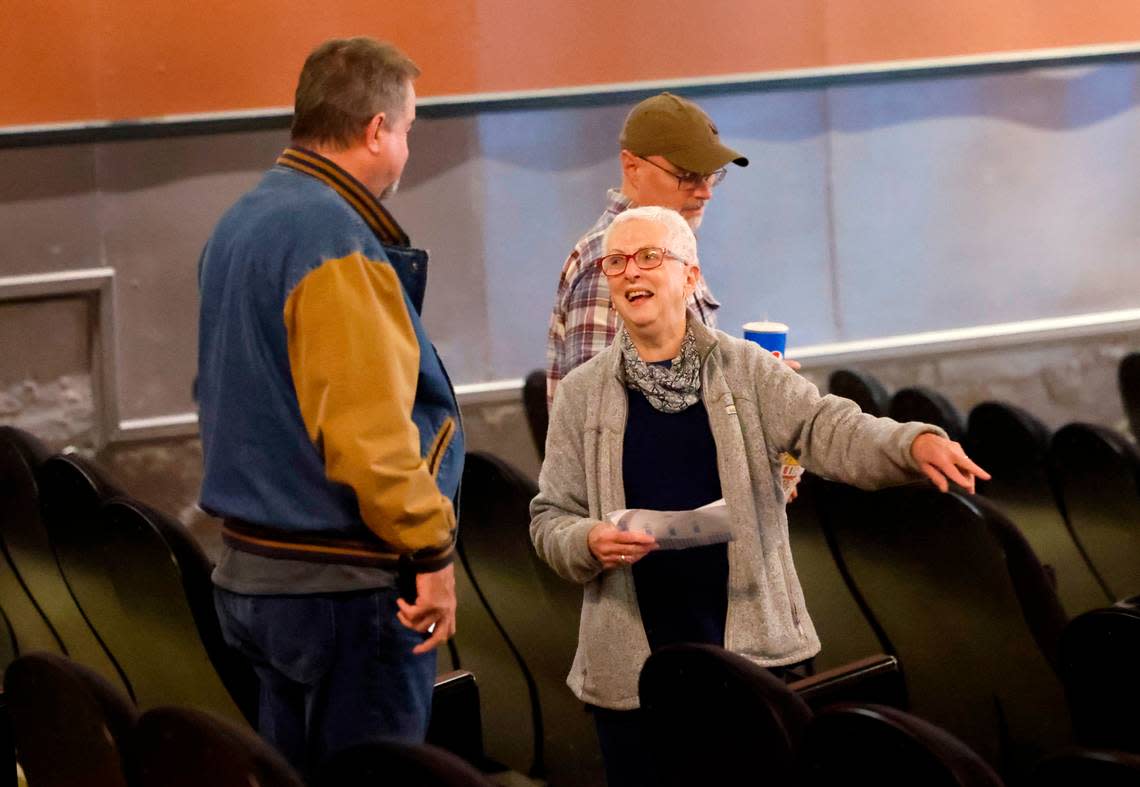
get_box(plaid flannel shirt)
[545,189,720,407]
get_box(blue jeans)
[214,587,435,776]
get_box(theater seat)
[316,739,495,787]
[805,703,1005,787]
[523,369,549,460]
[455,451,599,782]
[0,428,68,661]
[969,494,1069,672]
[967,401,1052,482]
[1057,600,1140,753]
[96,498,257,724]
[786,473,888,672]
[828,368,891,417]
[4,652,138,787]
[888,386,966,443]
[1030,747,1140,786]
[1049,423,1140,602]
[813,480,1071,774]
[639,643,813,787]
[132,706,302,787]
[1120,352,1140,443]
[967,402,1109,615]
[30,452,133,692]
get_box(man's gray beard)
[380,179,400,200]
[686,213,703,231]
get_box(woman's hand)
[588,522,658,570]
[910,433,991,493]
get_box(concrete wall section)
[95,131,287,418]
[697,89,837,344]
[829,63,1140,338]
[74,329,1136,572]
[1,62,1138,443]
[0,145,101,275]
[801,330,1139,433]
[395,116,494,383]
[475,102,630,378]
[0,297,94,443]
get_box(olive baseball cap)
[619,92,748,174]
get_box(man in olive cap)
[545,92,748,406]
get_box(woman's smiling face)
[605,218,699,344]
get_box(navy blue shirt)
[623,379,727,651]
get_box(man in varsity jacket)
[196,37,462,775]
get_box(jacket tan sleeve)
[284,252,455,558]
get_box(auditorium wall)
[2,60,1139,532]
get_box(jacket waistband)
[222,517,454,573]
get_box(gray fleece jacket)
[529,319,943,710]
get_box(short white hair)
[603,206,699,266]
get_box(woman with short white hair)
[530,205,988,787]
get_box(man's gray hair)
[291,37,420,150]
[603,206,699,265]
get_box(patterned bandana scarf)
[619,327,701,413]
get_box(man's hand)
[396,563,457,655]
[588,522,657,570]
[783,358,802,371]
[910,433,991,493]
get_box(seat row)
[526,347,1140,458]
[802,478,1139,764]
[528,366,1140,610]
[457,430,1138,784]
[4,651,492,787]
[0,427,254,724]
[454,450,1140,783]
[1,434,899,786]
[526,364,1139,613]
[639,641,1140,786]
[826,369,1139,607]
[831,349,1140,447]
[452,452,910,786]
[0,426,485,785]
[12,640,1139,787]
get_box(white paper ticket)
[606,498,734,550]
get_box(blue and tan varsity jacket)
[197,147,463,571]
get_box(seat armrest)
[433,669,475,689]
[790,654,906,711]
[0,691,13,787]
[427,670,487,768]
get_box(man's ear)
[364,113,386,153]
[619,149,640,183]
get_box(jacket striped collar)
[276,146,410,247]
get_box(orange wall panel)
[823,0,1140,65]
[93,1,480,118]
[2,1,1140,127]
[468,0,826,92]
[2,0,101,125]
